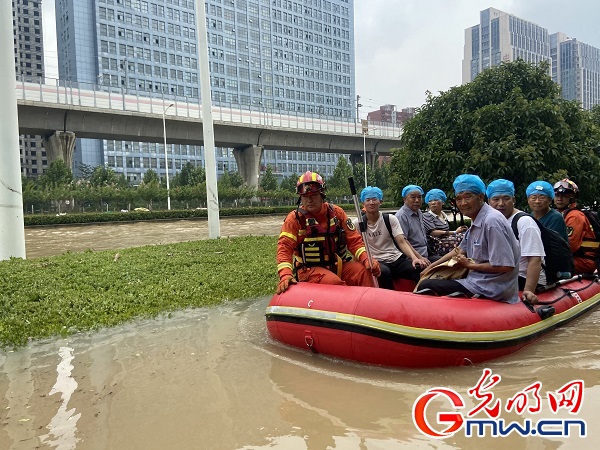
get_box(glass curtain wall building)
[462,7,550,83]
[13,0,46,178]
[54,0,355,184]
[551,33,600,110]
[463,7,600,110]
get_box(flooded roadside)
[24,216,285,259]
[3,215,599,448]
[1,296,599,449]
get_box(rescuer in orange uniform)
[554,178,598,274]
[276,171,380,294]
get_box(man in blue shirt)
[417,174,520,303]
[395,184,435,263]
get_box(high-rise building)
[462,7,550,84]
[463,7,600,110]
[54,0,356,184]
[551,33,600,110]
[13,0,46,177]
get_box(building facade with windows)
[54,0,356,184]
[551,33,600,110]
[463,7,600,110]
[13,0,46,178]
[462,7,550,84]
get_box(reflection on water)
[39,347,81,450]
[1,297,599,449]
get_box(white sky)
[354,0,600,114]
[42,1,600,114]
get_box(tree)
[260,165,278,191]
[172,162,205,187]
[142,169,160,185]
[280,173,299,194]
[39,160,73,188]
[90,166,126,188]
[392,60,600,206]
[328,156,353,189]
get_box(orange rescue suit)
[277,202,374,287]
[563,206,598,274]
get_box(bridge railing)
[16,77,402,139]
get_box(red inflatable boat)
[265,275,600,368]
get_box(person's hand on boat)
[277,275,297,294]
[412,257,430,269]
[364,258,381,277]
[522,290,539,304]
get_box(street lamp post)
[361,119,369,186]
[162,103,174,210]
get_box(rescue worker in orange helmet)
[553,178,598,274]
[276,171,381,294]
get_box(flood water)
[23,216,286,259]
[2,217,599,449]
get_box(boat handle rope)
[536,279,597,306]
[305,335,318,354]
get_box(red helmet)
[553,178,579,195]
[296,171,326,196]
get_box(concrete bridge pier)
[233,145,264,189]
[43,131,76,169]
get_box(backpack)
[566,208,600,241]
[362,212,401,252]
[511,212,575,285]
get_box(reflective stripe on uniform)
[279,231,297,241]
[277,262,293,273]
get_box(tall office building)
[463,7,600,110]
[462,7,550,83]
[13,0,47,177]
[55,0,355,184]
[551,33,600,110]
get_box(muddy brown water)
[1,217,599,449]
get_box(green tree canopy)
[172,162,206,187]
[391,60,600,206]
[38,160,73,188]
[328,156,353,190]
[280,173,299,194]
[89,166,127,188]
[260,165,278,191]
[142,169,160,185]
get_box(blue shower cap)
[526,181,554,199]
[402,184,424,198]
[453,174,486,195]
[425,189,447,203]
[486,179,515,199]
[360,186,383,202]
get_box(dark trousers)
[416,279,474,297]
[379,255,421,290]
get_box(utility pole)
[0,0,26,259]
[355,94,362,134]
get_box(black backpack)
[362,212,401,252]
[511,212,575,285]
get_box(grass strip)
[0,236,278,348]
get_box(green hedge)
[23,202,400,226]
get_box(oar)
[348,177,379,288]
[535,274,584,293]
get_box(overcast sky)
[354,0,600,114]
[43,1,600,114]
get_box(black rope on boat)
[536,279,597,306]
